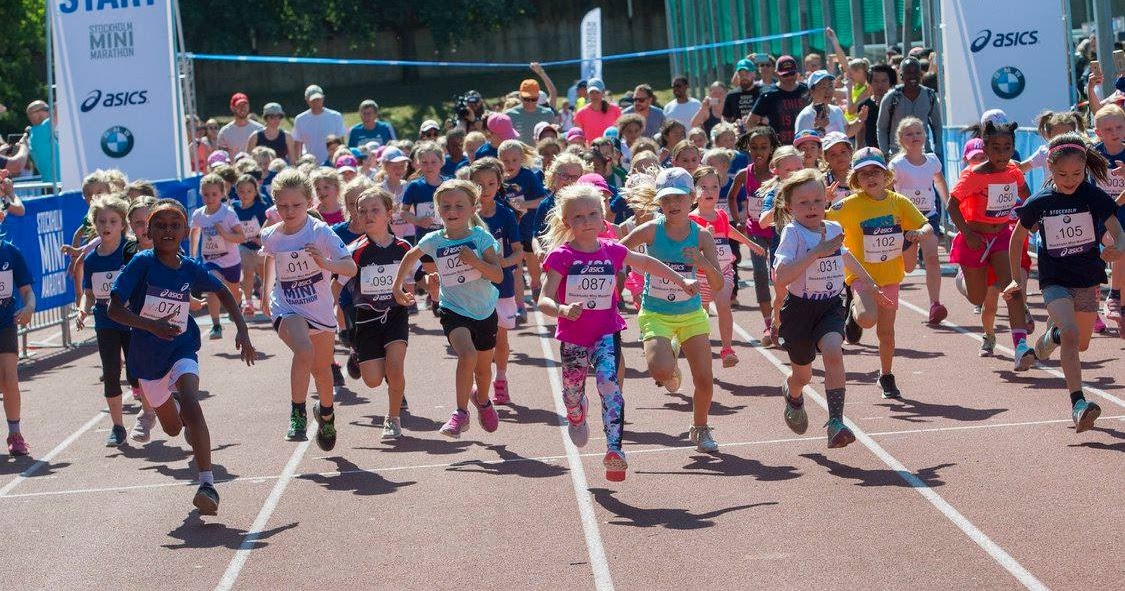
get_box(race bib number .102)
[862,224,902,264]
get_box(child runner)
[689,165,766,367]
[670,140,703,174]
[190,173,245,340]
[949,121,1036,370]
[379,147,414,243]
[334,177,373,378]
[260,169,357,450]
[311,168,347,225]
[620,173,660,310]
[758,146,806,345]
[889,116,950,324]
[826,148,931,398]
[0,236,34,456]
[793,130,824,170]
[400,142,448,312]
[109,199,256,514]
[497,140,546,321]
[1021,110,1085,175]
[539,183,697,479]
[392,180,504,438]
[730,127,781,331]
[470,158,524,404]
[233,173,269,317]
[1091,105,1125,335]
[773,169,887,447]
[123,197,162,440]
[1007,135,1124,432]
[821,132,854,204]
[621,168,721,452]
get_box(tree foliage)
[0,0,47,135]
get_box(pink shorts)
[699,266,734,305]
[949,225,1013,269]
[851,279,900,310]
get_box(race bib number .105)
[1043,211,1095,257]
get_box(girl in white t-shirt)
[190,174,245,340]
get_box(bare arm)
[531,62,558,111]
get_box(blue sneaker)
[1072,399,1101,434]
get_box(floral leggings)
[560,334,625,450]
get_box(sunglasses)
[633,96,649,103]
[555,171,580,182]
[522,97,537,103]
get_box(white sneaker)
[1034,319,1058,362]
[381,416,402,439]
[130,411,155,443]
[689,424,719,453]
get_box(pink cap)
[962,138,985,162]
[565,127,586,142]
[335,154,358,169]
[486,113,519,142]
[577,173,611,195]
[207,150,230,166]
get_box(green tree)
[0,0,47,136]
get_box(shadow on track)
[446,444,568,478]
[163,514,298,550]
[800,453,954,487]
[875,399,1008,423]
[298,456,417,495]
[588,487,777,529]
[636,452,801,481]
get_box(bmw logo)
[290,252,300,259]
[586,300,596,309]
[667,294,675,301]
[457,276,465,284]
[100,126,134,158]
[1062,215,1071,223]
[991,67,1026,100]
[377,266,384,273]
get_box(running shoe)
[472,394,500,433]
[331,363,345,387]
[972,305,983,315]
[760,326,773,347]
[1013,339,1036,371]
[1093,315,1107,334]
[662,365,682,394]
[979,333,996,357]
[781,382,808,435]
[286,409,308,441]
[346,352,361,380]
[927,302,948,325]
[826,418,856,449]
[1072,399,1101,433]
[517,308,528,324]
[6,433,28,456]
[603,449,628,482]
[878,373,902,399]
[1023,303,1035,335]
[492,379,511,405]
[130,385,143,402]
[208,324,222,340]
[381,416,402,439]
[688,424,719,453]
[1034,318,1059,362]
[843,288,862,344]
[720,346,739,368]
[193,482,219,516]
[439,409,470,438]
[314,403,337,451]
[130,411,155,443]
[105,424,127,447]
[567,394,589,448]
[242,301,255,318]
[401,396,409,411]
[1105,295,1122,321]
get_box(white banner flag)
[50,0,186,190]
[940,0,1071,127]
[580,8,602,82]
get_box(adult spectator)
[347,100,396,148]
[505,64,558,145]
[794,70,863,137]
[803,53,824,75]
[0,134,28,175]
[292,84,346,164]
[722,59,761,123]
[0,171,26,220]
[187,115,211,172]
[876,57,943,160]
[756,54,778,86]
[691,81,726,137]
[217,93,264,154]
[856,64,896,149]
[573,78,622,142]
[748,55,809,145]
[247,102,295,164]
[25,100,56,181]
[622,84,665,138]
[663,76,702,128]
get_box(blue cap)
[603,126,619,139]
[655,167,694,199]
[587,78,606,93]
[735,59,756,73]
[807,69,835,88]
[851,147,888,171]
[793,129,823,147]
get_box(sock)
[320,404,333,417]
[1011,329,1027,348]
[763,317,772,330]
[456,407,469,414]
[495,369,506,381]
[1070,391,1085,406]
[292,401,306,416]
[1051,326,1061,345]
[1109,289,1121,300]
[826,388,846,421]
[6,420,19,434]
[784,384,803,406]
[198,470,215,485]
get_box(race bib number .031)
[1043,211,1095,257]
[803,252,845,298]
[436,243,482,285]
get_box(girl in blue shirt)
[0,239,35,457]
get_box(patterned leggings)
[560,334,625,450]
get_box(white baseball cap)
[655,167,694,199]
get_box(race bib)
[0,269,12,300]
[436,243,482,286]
[415,202,441,228]
[202,228,227,260]
[139,285,189,332]
[1042,211,1095,257]
[647,261,694,302]
[862,224,902,263]
[986,183,1017,219]
[1096,174,1125,200]
[91,270,118,301]
[565,261,616,311]
[277,249,322,305]
[745,193,765,220]
[391,211,414,237]
[359,262,399,300]
[714,237,735,267]
[241,218,261,240]
[803,252,845,298]
[907,187,935,213]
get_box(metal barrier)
[18,304,74,359]
[12,179,55,200]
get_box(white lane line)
[0,412,104,497]
[215,435,312,591]
[731,320,1048,591]
[532,309,614,591]
[897,298,1125,409]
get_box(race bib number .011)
[91,270,118,301]
[277,249,322,305]
[436,243,482,285]
[565,261,615,311]
[1043,211,1095,257]
[862,224,902,264]
[647,261,694,302]
[986,183,1017,218]
[139,285,189,332]
[360,263,399,301]
[803,252,845,298]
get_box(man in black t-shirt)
[748,55,809,145]
[722,59,762,124]
[857,64,896,149]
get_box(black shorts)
[778,292,845,366]
[439,308,498,351]
[0,325,17,355]
[354,307,409,362]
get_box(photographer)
[454,90,486,133]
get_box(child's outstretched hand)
[148,312,182,340]
[746,240,766,257]
[235,328,256,366]
[681,278,700,297]
[394,286,416,307]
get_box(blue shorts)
[205,261,242,284]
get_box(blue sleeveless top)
[642,216,702,315]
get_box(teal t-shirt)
[417,225,500,320]
[29,119,56,182]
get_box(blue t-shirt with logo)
[416,226,499,320]
[347,121,395,148]
[503,168,548,238]
[402,176,447,236]
[481,203,522,298]
[234,199,270,251]
[83,238,135,330]
[0,241,33,332]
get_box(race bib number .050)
[436,243,482,285]
[140,285,189,332]
[1043,211,1095,257]
[565,261,616,311]
[986,183,1017,218]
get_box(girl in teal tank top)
[641,216,702,314]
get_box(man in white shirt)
[217,93,264,155]
[292,84,347,163]
[662,76,702,128]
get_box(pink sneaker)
[473,393,500,433]
[603,450,628,482]
[567,395,589,447]
[1094,315,1107,334]
[492,379,510,405]
[439,410,470,438]
[7,433,28,456]
[720,346,739,368]
[927,302,948,325]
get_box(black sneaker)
[315,403,337,451]
[844,287,862,344]
[878,374,902,399]
[401,395,409,411]
[286,409,308,441]
[331,363,345,387]
[346,352,361,380]
[193,482,219,516]
[105,424,127,447]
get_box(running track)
[2,261,1122,590]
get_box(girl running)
[793,130,824,170]
[400,142,448,311]
[670,140,703,174]
[730,127,781,334]
[334,177,373,378]
[821,132,854,204]
[0,237,34,456]
[190,173,245,340]
[392,180,504,438]
[312,168,347,225]
[109,199,256,515]
[260,169,357,450]
[1006,135,1124,432]
[1091,105,1125,335]
[758,146,806,345]
[539,183,697,480]
[621,167,720,452]
[826,148,932,398]
[620,173,660,310]
[378,147,414,242]
[497,140,547,321]
[889,117,950,325]
[233,174,268,317]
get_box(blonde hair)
[892,116,926,162]
[309,167,342,195]
[199,173,226,194]
[468,157,505,186]
[81,170,111,200]
[125,180,156,200]
[670,139,701,163]
[709,122,738,145]
[270,168,314,204]
[691,165,722,190]
[1093,104,1125,127]
[541,183,605,252]
[622,172,660,214]
[702,148,734,170]
[343,176,375,218]
[758,145,803,194]
[89,193,130,234]
[772,168,825,228]
[104,169,128,191]
[128,196,157,224]
[433,179,488,231]
[497,139,535,168]
[846,163,895,191]
[545,152,591,191]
